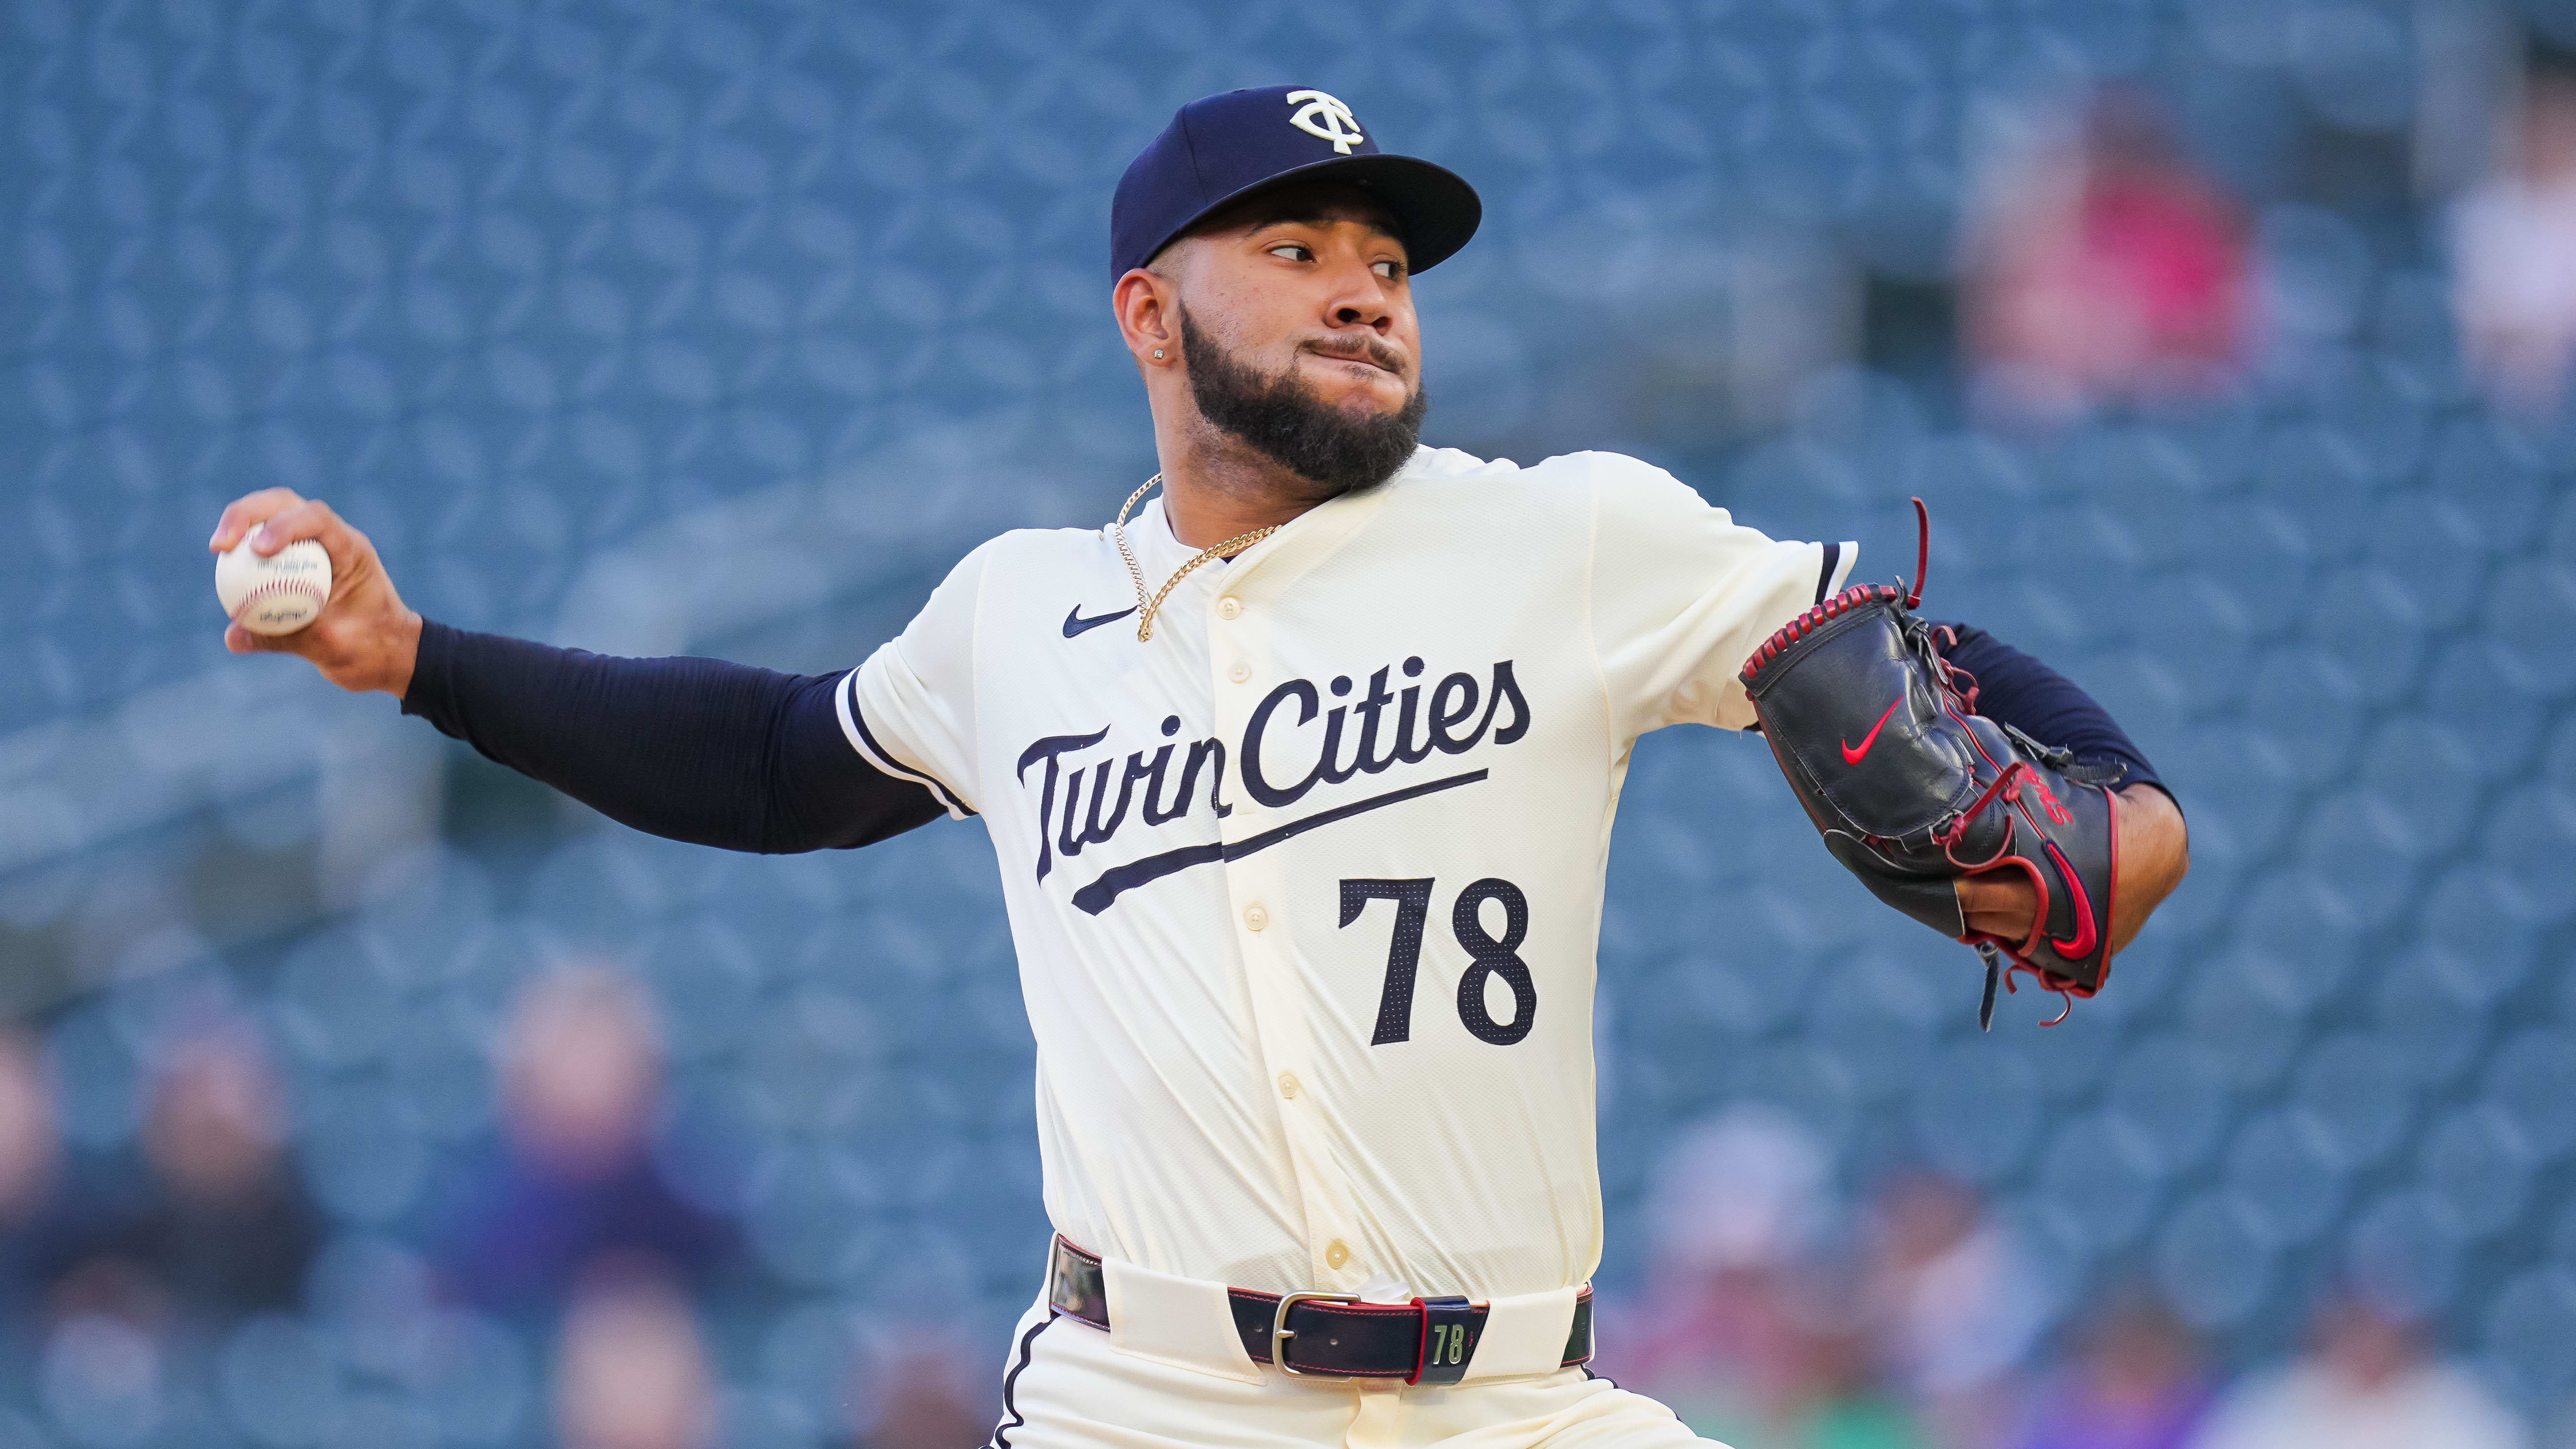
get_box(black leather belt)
[1046,1235,1593,1385]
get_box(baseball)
[215,535,332,635]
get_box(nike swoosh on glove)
[1738,500,2121,1027]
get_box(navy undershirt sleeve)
[400,620,944,853]
[1927,621,2169,803]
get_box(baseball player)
[210,86,2187,1448]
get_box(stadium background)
[3,0,2575,1446]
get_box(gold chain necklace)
[1109,474,1280,642]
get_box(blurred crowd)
[0,976,2551,1446]
[0,966,989,1449]
[1602,1108,2533,1449]
[1959,47,2576,425]
[2451,53,2576,415]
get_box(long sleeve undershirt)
[398,615,2166,857]
[400,620,943,853]
[1929,621,2168,802]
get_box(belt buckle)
[1272,1290,1361,1377]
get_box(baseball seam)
[231,578,328,621]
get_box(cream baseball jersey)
[840,445,1851,1307]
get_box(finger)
[209,488,307,552]
[244,497,340,555]
[1964,907,2029,937]
[244,500,369,588]
[1956,876,2039,941]
[1955,876,2032,915]
[224,621,303,656]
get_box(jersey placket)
[1200,493,1381,1294]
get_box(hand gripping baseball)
[207,489,423,697]
[1739,501,2133,1025]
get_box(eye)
[1268,242,1313,262]
[1372,259,1406,280]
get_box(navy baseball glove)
[1738,502,2122,1027]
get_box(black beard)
[1178,307,1428,501]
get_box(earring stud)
[1154,349,1165,358]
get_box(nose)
[1325,262,1394,335]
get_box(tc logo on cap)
[1285,89,1364,154]
[1110,84,1479,282]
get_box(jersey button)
[1227,661,1251,683]
[1278,1072,1301,1099]
[1217,596,1243,619]
[1324,1239,1351,1269]
[1244,904,1268,931]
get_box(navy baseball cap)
[1111,85,1482,284]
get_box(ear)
[1114,266,1178,369]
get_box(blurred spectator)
[859,1333,995,1449]
[2012,1288,2213,1449]
[1962,87,2250,422]
[431,966,735,1313]
[1612,1107,1835,1442]
[2451,59,2576,414]
[1862,1170,2047,1449]
[2190,1292,2526,1449]
[129,1022,321,1309]
[554,1256,714,1449]
[0,1029,59,1222]
[1646,1106,1834,1280]
[0,1029,63,1296]
[38,1258,171,1449]
[34,1022,317,1449]
[43,1021,322,1317]
[1794,1317,1933,1449]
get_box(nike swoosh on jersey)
[1841,698,1902,765]
[1062,605,1138,638]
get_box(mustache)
[1298,334,1411,377]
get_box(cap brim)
[1151,153,1483,276]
